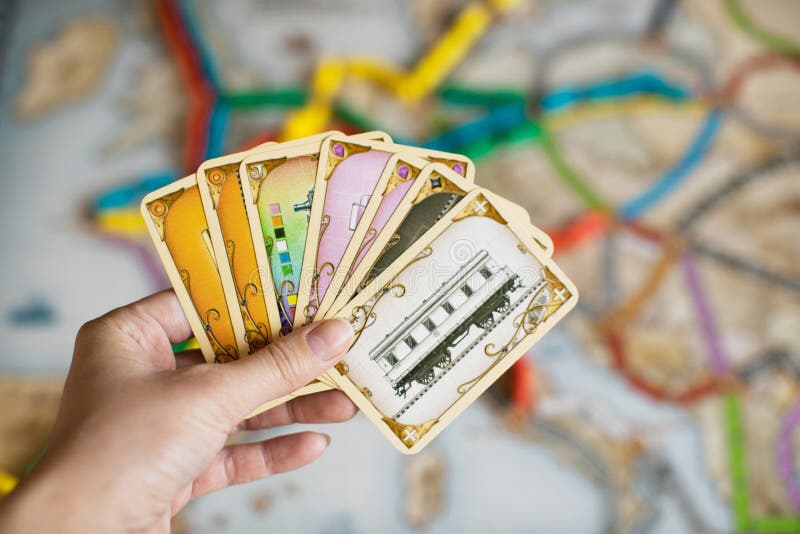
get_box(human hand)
[0,290,356,533]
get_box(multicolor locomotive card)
[238,134,336,335]
[329,188,578,453]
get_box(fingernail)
[306,319,354,362]
[322,433,332,447]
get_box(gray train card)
[330,188,578,453]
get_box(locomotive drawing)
[369,249,520,397]
[292,188,314,217]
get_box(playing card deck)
[141,131,577,453]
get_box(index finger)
[123,290,194,344]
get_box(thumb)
[209,319,354,419]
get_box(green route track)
[725,394,750,532]
[221,87,307,108]
[724,394,800,533]
[537,122,608,210]
[724,0,800,56]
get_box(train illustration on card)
[370,249,550,399]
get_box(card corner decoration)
[413,170,466,204]
[334,360,349,376]
[426,154,472,181]
[244,156,288,204]
[144,187,185,241]
[384,158,422,195]
[452,192,507,226]
[323,139,371,180]
[201,163,236,209]
[382,417,439,451]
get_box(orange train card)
[142,174,332,414]
[197,149,281,354]
[141,176,242,363]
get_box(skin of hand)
[0,290,356,533]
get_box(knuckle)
[73,297,172,356]
[177,364,243,423]
[261,340,307,389]
[75,315,115,348]
[259,443,274,479]
[223,450,238,486]
[286,398,302,423]
[76,318,100,341]
[107,305,165,353]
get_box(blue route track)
[206,102,230,158]
[540,70,689,112]
[93,172,176,211]
[177,0,222,90]
[618,108,724,220]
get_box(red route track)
[510,357,536,413]
[548,211,610,251]
[606,330,717,404]
[722,52,800,100]
[599,222,718,404]
[154,0,214,173]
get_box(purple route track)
[777,400,800,512]
[681,253,730,377]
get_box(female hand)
[0,290,356,533]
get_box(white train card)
[330,188,578,453]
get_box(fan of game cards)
[141,131,578,454]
